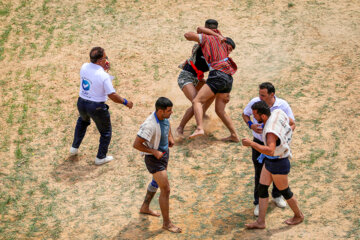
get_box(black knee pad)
[280,187,293,200]
[258,184,269,198]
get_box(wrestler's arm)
[133,136,163,159]
[196,27,225,41]
[242,133,277,156]
[168,123,174,148]
[184,32,200,43]
[289,117,296,131]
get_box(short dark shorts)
[144,149,169,174]
[206,70,233,94]
[264,157,290,175]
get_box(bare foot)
[245,220,266,229]
[189,129,204,139]
[163,223,182,233]
[221,135,240,143]
[176,127,184,137]
[284,213,304,225]
[139,208,160,217]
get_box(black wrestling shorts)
[264,157,290,175]
[144,149,169,174]
[206,70,233,94]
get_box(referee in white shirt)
[242,82,295,216]
[70,47,133,165]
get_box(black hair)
[155,97,173,111]
[90,47,104,63]
[259,82,275,94]
[205,19,218,29]
[251,101,271,116]
[225,37,236,50]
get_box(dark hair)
[155,97,173,111]
[225,37,236,50]
[251,101,271,116]
[259,82,275,94]
[90,47,104,63]
[205,19,218,29]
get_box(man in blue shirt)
[133,97,181,233]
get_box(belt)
[257,153,279,164]
[79,97,105,104]
[189,61,204,81]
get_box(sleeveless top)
[262,109,292,158]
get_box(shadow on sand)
[113,215,163,240]
[51,154,109,183]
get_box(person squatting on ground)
[176,19,221,136]
[133,97,182,233]
[70,47,133,165]
[242,82,296,216]
[183,27,239,142]
[242,101,304,229]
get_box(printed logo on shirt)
[81,78,91,91]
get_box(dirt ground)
[0,0,359,239]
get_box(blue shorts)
[264,157,290,175]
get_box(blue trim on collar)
[154,112,160,124]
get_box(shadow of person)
[113,215,163,240]
[211,203,277,237]
[232,224,296,240]
[51,154,102,184]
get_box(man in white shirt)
[242,82,295,216]
[70,47,133,165]
[133,97,181,233]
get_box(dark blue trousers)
[252,137,281,205]
[72,97,112,159]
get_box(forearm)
[197,27,221,38]
[250,142,275,156]
[289,118,296,131]
[108,92,126,104]
[133,141,158,155]
[242,113,251,125]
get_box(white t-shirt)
[79,63,115,102]
[263,109,292,158]
[243,96,295,141]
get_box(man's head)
[225,37,236,51]
[90,47,108,69]
[259,82,275,104]
[155,97,173,120]
[205,19,218,29]
[251,100,271,123]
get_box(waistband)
[79,97,105,104]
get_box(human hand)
[104,61,110,72]
[126,100,133,109]
[169,138,175,148]
[251,124,263,134]
[242,138,252,147]
[153,150,164,160]
[219,35,226,43]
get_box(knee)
[192,98,201,105]
[160,185,171,196]
[147,179,159,192]
[215,107,225,116]
[258,184,269,198]
[280,187,293,200]
[223,95,230,103]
